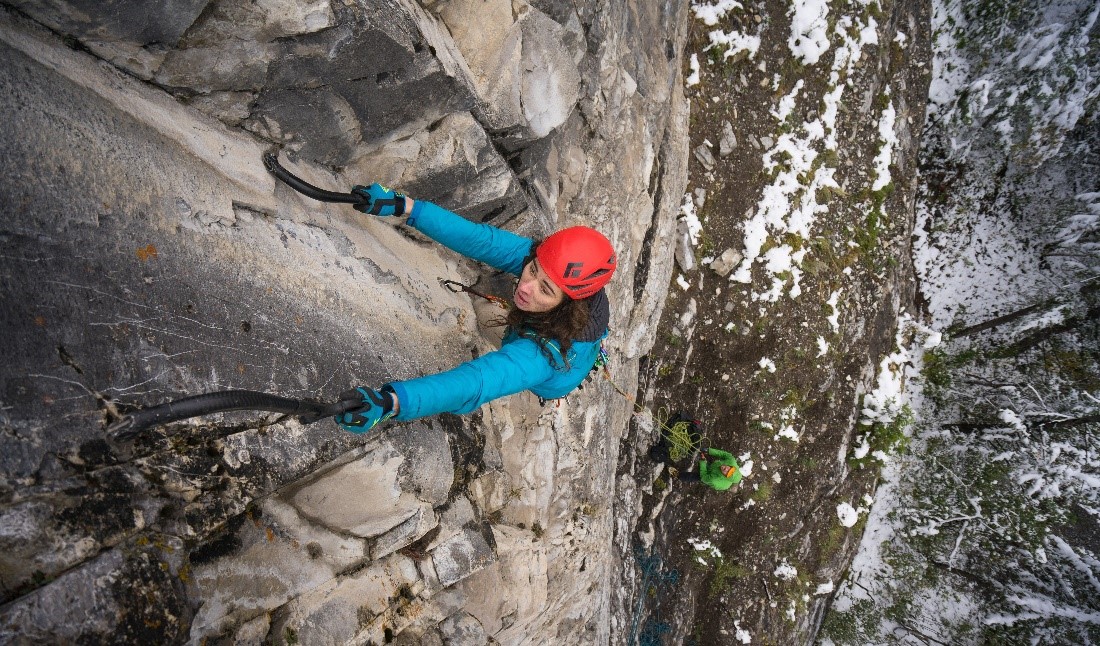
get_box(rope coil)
[598,360,709,455]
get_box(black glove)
[334,386,396,433]
[351,183,407,216]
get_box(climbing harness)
[107,390,368,441]
[439,278,510,310]
[594,344,611,371]
[263,152,367,206]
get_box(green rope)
[654,407,705,460]
[596,348,709,457]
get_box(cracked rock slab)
[431,522,496,587]
[288,446,425,538]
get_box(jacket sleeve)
[387,337,557,420]
[405,200,533,276]
[699,460,721,489]
[706,448,734,461]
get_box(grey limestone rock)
[694,142,716,170]
[439,611,489,644]
[7,0,208,77]
[432,522,496,587]
[435,0,581,142]
[675,217,698,273]
[287,445,438,538]
[458,523,548,642]
[264,553,423,646]
[719,119,737,156]
[156,41,279,93]
[710,247,745,277]
[187,499,369,641]
[0,0,690,641]
[359,111,522,222]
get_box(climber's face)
[514,259,565,312]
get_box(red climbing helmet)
[536,226,617,299]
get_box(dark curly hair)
[491,255,591,368]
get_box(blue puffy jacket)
[387,200,610,421]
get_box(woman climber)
[334,182,617,432]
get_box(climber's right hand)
[351,183,407,216]
[334,387,396,433]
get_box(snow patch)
[837,502,860,527]
[871,88,897,191]
[686,53,701,86]
[860,316,937,428]
[689,537,720,554]
[733,619,752,643]
[693,0,762,61]
[774,561,798,580]
[692,0,744,26]
[680,193,703,246]
[787,0,832,65]
[826,290,841,331]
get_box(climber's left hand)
[351,183,407,216]
[334,387,396,433]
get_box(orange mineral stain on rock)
[136,244,158,262]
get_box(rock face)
[613,1,932,644]
[0,0,689,643]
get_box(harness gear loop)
[439,278,510,310]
